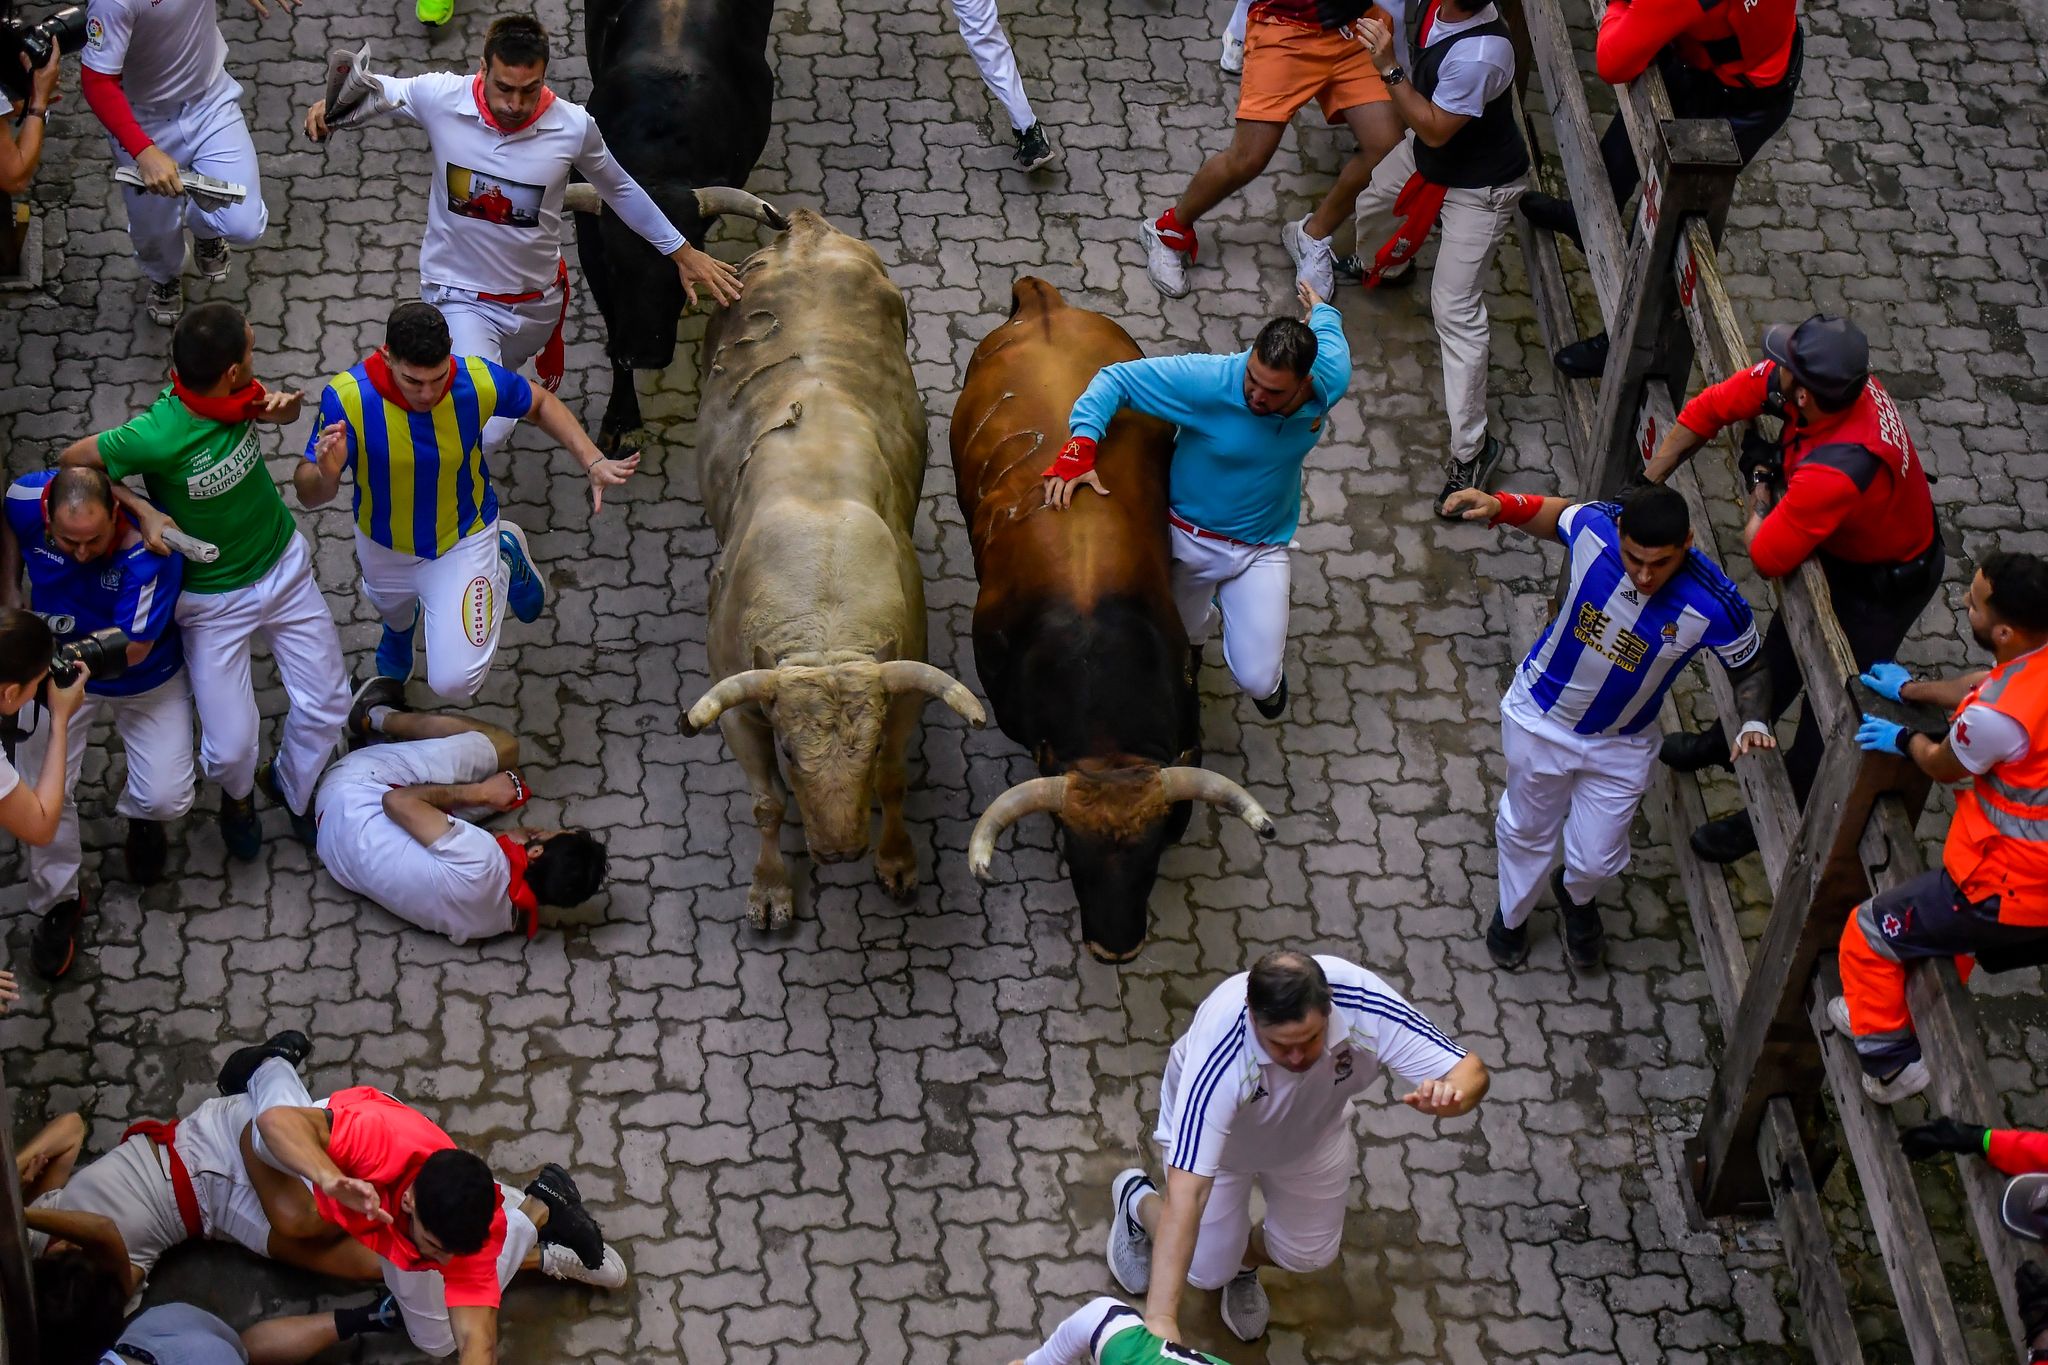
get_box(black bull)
[950,279,1277,962]
[572,0,781,448]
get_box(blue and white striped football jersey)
[1507,502,1760,738]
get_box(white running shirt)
[83,0,227,111]
[366,71,687,295]
[1153,955,1467,1177]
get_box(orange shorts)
[1236,16,1392,125]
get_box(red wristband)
[1042,435,1097,481]
[1488,491,1543,527]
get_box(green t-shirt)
[1101,1327,1227,1365]
[97,388,296,594]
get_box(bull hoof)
[746,882,795,933]
[875,855,919,903]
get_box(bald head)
[46,467,120,564]
[1246,950,1330,1027]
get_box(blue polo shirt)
[5,472,184,697]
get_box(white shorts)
[354,522,508,703]
[1175,1123,1356,1290]
[177,1095,272,1259]
[384,1182,538,1358]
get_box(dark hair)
[386,302,453,368]
[1617,485,1691,549]
[34,1250,127,1365]
[171,302,250,391]
[483,14,550,70]
[1246,950,1331,1027]
[414,1149,498,1254]
[1982,551,2048,635]
[1251,318,1318,380]
[1805,376,1867,414]
[0,606,55,688]
[47,466,114,517]
[528,831,609,907]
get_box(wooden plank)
[0,1060,37,1365]
[1807,984,1974,1364]
[1514,0,1629,326]
[1758,1099,1870,1365]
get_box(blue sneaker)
[499,520,546,624]
[375,619,417,682]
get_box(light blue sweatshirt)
[1067,302,1351,545]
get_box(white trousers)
[113,73,269,286]
[1222,0,1251,42]
[947,0,1037,131]
[356,523,508,702]
[1171,522,1290,701]
[174,533,349,814]
[1495,705,1659,929]
[421,282,558,454]
[1352,137,1525,462]
[1184,1123,1355,1290]
[15,673,196,912]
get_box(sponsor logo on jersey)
[86,16,105,48]
[1332,1045,1354,1083]
[185,428,262,500]
[463,575,494,646]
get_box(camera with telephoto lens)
[0,2,87,102]
[48,627,129,689]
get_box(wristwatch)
[24,107,48,121]
[1381,65,1408,86]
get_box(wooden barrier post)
[0,1056,37,1365]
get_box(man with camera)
[1645,313,1942,864]
[61,301,351,861]
[0,466,192,980]
[0,41,62,194]
[77,0,283,324]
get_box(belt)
[477,255,568,305]
[1167,512,1262,549]
[120,1119,205,1240]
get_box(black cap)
[2003,1173,2048,1242]
[1761,314,1870,405]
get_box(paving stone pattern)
[1,0,2044,1360]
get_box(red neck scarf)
[498,835,540,938]
[171,372,268,424]
[471,74,555,135]
[363,350,454,411]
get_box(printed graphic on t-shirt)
[445,165,542,227]
[189,428,263,500]
[85,16,107,50]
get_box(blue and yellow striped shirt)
[308,355,535,559]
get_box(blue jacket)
[5,473,184,697]
[1067,302,1351,544]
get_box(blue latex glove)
[1860,661,1912,702]
[1856,714,1909,755]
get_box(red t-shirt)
[313,1087,508,1308]
[1988,1128,2048,1176]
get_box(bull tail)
[694,187,791,231]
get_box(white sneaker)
[1862,1057,1931,1106]
[1284,216,1336,299]
[540,1240,627,1289]
[1141,221,1191,299]
[146,279,184,327]
[1825,995,1854,1035]
[1107,1168,1155,1294]
[1220,1267,1270,1341]
[193,236,231,282]
[1220,33,1245,73]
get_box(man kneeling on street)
[316,679,607,942]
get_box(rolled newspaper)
[112,166,249,213]
[161,528,221,563]
[324,42,395,131]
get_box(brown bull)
[684,210,984,929]
[951,278,1274,961]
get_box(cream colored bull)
[682,210,984,929]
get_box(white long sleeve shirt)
[365,71,687,295]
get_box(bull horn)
[562,183,601,215]
[682,669,780,736]
[693,187,792,231]
[877,661,987,728]
[1158,767,1278,839]
[967,777,1068,882]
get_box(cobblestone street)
[1,0,2045,1361]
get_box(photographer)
[0,45,62,194]
[0,607,87,990]
[0,466,193,980]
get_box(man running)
[1012,1297,1231,1365]
[298,301,635,696]
[301,14,742,453]
[944,0,1057,171]
[1042,284,1349,719]
[317,680,609,943]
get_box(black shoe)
[1519,191,1582,246]
[256,759,317,848]
[30,895,86,980]
[124,818,168,885]
[1690,812,1759,864]
[1437,436,1506,520]
[1659,727,1731,774]
[525,1163,605,1269]
[1486,908,1529,969]
[1554,332,1611,379]
[219,790,261,861]
[217,1029,312,1096]
[346,675,408,750]
[1254,677,1288,720]
[1013,122,1056,172]
[1554,867,1605,969]
[1333,253,1416,289]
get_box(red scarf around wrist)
[497,834,541,938]
[171,372,268,424]
[471,74,555,134]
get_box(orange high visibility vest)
[1945,646,2048,927]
